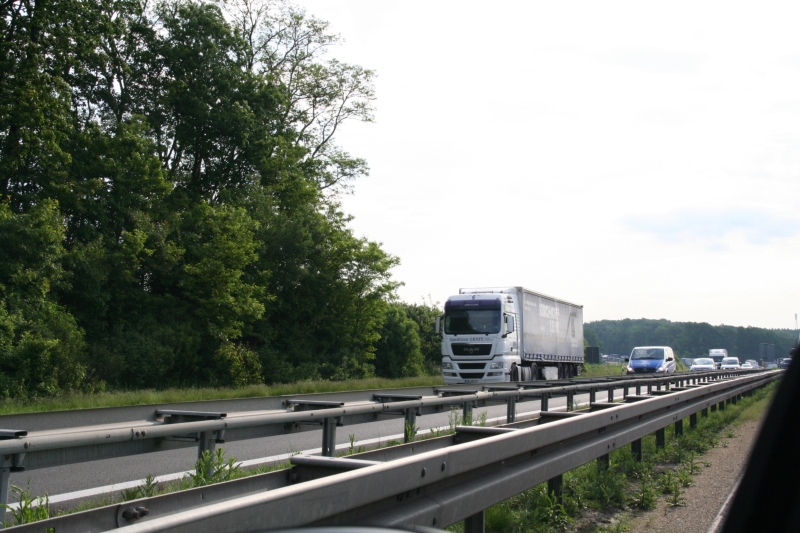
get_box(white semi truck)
[436,287,584,384]
[708,348,728,369]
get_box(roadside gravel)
[622,417,764,533]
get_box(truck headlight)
[490,362,503,369]
[442,362,453,369]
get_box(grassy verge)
[0,375,445,416]
[447,381,776,533]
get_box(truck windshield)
[710,355,724,363]
[630,348,664,360]
[444,310,501,335]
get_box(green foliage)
[398,299,443,374]
[184,448,242,487]
[121,475,159,501]
[588,318,798,360]
[373,304,425,379]
[2,482,50,526]
[0,0,410,396]
[0,202,98,398]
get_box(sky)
[298,0,800,330]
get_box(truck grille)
[452,344,492,356]
[458,372,485,379]
[457,363,486,370]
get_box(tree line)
[0,0,441,399]
[585,318,798,361]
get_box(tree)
[373,304,424,379]
[0,201,96,398]
[398,299,442,374]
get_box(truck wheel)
[530,363,538,381]
[520,366,532,382]
[510,364,519,382]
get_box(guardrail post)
[719,400,726,411]
[636,381,642,395]
[540,393,549,412]
[598,454,610,470]
[607,386,614,403]
[655,428,666,448]
[589,388,596,404]
[464,509,485,533]
[566,390,574,411]
[690,413,698,429]
[548,474,564,505]
[675,419,683,437]
[404,408,418,443]
[631,438,642,462]
[198,431,217,462]
[322,417,338,457]
[702,407,709,417]
[0,458,10,528]
[0,452,25,527]
[623,383,629,396]
[463,401,474,425]
[711,403,717,412]
[506,396,517,423]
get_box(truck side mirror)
[505,315,515,334]
[435,316,442,334]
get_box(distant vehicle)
[779,357,792,369]
[681,358,695,367]
[741,362,753,369]
[720,357,741,370]
[626,346,676,374]
[709,348,729,369]
[690,358,716,371]
[745,359,760,369]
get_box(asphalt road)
[9,389,624,507]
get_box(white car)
[720,357,741,370]
[740,362,753,369]
[690,358,716,371]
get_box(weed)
[122,474,158,501]
[405,421,418,442]
[2,482,50,526]
[184,449,242,488]
[686,452,709,475]
[475,411,488,427]
[677,467,693,487]
[348,433,356,454]
[448,407,462,432]
[664,481,686,507]
[629,474,658,510]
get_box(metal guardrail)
[0,370,778,533]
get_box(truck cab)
[438,292,519,384]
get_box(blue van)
[626,346,676,374]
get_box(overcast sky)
[299,0,800,330]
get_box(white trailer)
[436,287,584,384]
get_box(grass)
[0,376,445,415]
[581,364,628,378]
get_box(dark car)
[779,357,792,369]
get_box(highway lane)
[9,389,625,507]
